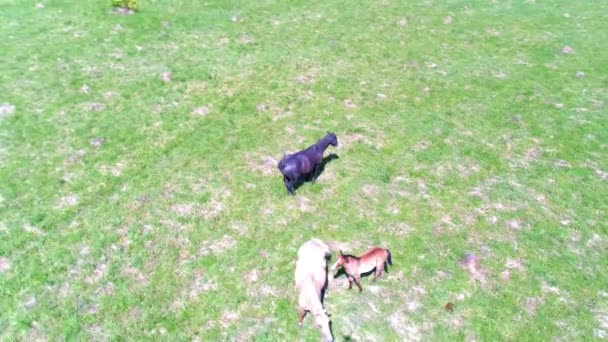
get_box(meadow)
[1,0,607,340]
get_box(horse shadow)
[292,153,340,193]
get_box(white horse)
[295,238,333,342]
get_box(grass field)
[1,0,607,340]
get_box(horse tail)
[386,249,392,266]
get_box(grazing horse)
[278,132,338,195]
[295,238,334,342]
[331,247,392,292]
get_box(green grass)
[1,0,607,340]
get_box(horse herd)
[280,133,392,341]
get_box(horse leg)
[354,274,363,292]
[284,176,295,195]
[298,308,307,324]
[347,275,353,290]
[376,263,384,279]
[311,163,320,183]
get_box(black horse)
[278,132,338,195]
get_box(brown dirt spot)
[160,71,172,82]
[23,223,44,236]
[541,281,562,295]
[98,162,125,177]
[561,45,575,54]
[458,254,487,284]
[198,235,237,256]
[244,268,259,282]
[220,311,239,328]
[94,282,115,297]
[172,203,195,216]
[0,103,15,118]
[86,102,106,112]
[59,195,80,208]
[64,149,86,165]
[295,74,316,84]
[524,297,544,315]
[103,91,119,100]
[192,106,210,117]
[526,147,541,160]
[343,99,357,109]
[172,271,217,311]
[249,284,280,298]
[413,140,431,152]
[361,184,380,202]
[485,28,501,36]
[295,196,314,212]
[112,7,134,15]
[200,199,224,219]
[339,132,383,150]
[90,137,105,148]
[246,154,278,176]
[238,35,253,44]
[554,159,571,168]
[506,219,522,230]
[24,321,48,341]
[505,258,525,272]
[121,266,148,285]
[397,18,408,26]
[0,257,11,274]
[85,263,107,285]
[587,234,604,248]
[388,311,421,340]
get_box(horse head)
[326,131,338,147]
[330,251,346,270]
[313,309,333,342]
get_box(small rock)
[79,85,90,94]
[561,45,574,54]
[161,21,170,28]
[36,3,44,9]
[443,16,453,25]
[231,16,241,22]
[397,18,408,26]
[576,71,585,78]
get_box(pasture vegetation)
[0,0,607,340]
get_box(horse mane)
[342,253,360,261]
